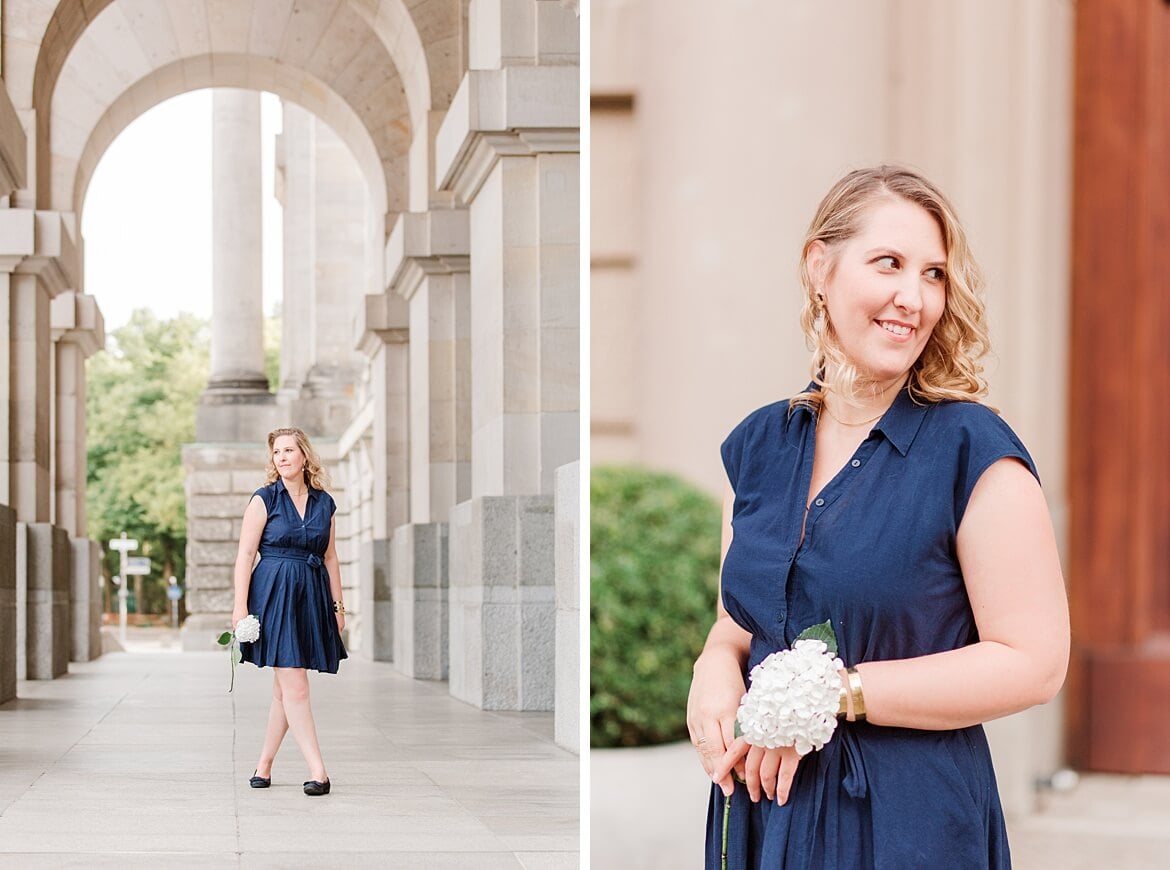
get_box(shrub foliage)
[590,466,721,747]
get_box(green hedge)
[590,465,721,747]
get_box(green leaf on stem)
[795,619,838,656]
[216,631,233,646]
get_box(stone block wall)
[181,445,270,650]
[391,521,449,680]
[0,505,16,704]
[449,495,556,710]
[26,523,71,680]
[553,461,579,753]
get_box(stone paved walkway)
[592,742,1170,869]
[0,629,579,868]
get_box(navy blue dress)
[707,386,1037,869]
[239,479,347,674]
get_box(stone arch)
[31,0,434,221]
[71,55,390,226]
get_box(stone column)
[0,504,16,704]
[205,88,267,397]
[50,291,104,536]
[295,115,367,435]
[355,296,409,661]
[50,292,104,664]
[185,91,279,649]
[380,208,471,678]
[433,0,579,711]
[2,270,52,521]
[276,100,315,400]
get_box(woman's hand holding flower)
[687,649,748,796]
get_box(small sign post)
[167,576,182,627]
[108,533,139,645]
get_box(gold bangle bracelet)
[846,666,865,721]
[333,601,345,614]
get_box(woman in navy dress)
[687,166,1070,867]
[232,426,347,796]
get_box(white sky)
[82,90,284,334]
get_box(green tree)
[86,310,209,613]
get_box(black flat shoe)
[249,771,271,789]
[303,779,331,796]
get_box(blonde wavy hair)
[264,427,330,490]
[794,165,991,410]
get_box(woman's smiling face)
[809,196,948,389]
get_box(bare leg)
[274,667,327,782]
[255,673,288,778]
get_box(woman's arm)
[687,485,753,783]
[323,516,345,631]
[231,495,268,625]
[855,456,1070,729]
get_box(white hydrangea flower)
[235,614,261,644]
[736,639,844,756]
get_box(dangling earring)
[813,291,826,333]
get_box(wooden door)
[1068,0,1170,773]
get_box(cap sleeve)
[953,406,1040,525]
[252,484,276,514]
[721,417,749,491]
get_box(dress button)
[814,498,825,507]
[851,459,861,468]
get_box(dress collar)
[274,477,317,501]
[789,381,931,457]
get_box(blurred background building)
[592,0,1170,863]
[0,0,580,754]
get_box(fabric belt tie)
[259,547,323,569]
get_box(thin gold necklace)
[821,401,884,428]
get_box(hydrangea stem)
[721,792,731,870]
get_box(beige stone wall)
[591,0,1073,814]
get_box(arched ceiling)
[73,55,389,222]
[26,0,465,218]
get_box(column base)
[0,505,16,704]
[358,539,393,662]
[391,522,448,680]
[448,495,555,711]
[70,538,102,662]
[180,613,232,651]
[26,523,71,680]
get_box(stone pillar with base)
[435,1,579,711]
[25,523,70,680]
[183,90,280,650]
[50,291,105,663]
[0,504,16,704]
[355,295,410,661]
[380,207,471,677]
